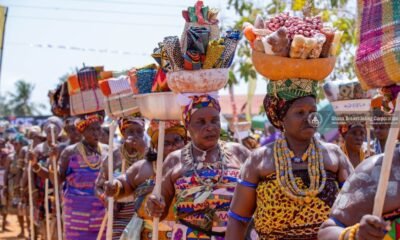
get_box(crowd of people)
[0,86,397,240]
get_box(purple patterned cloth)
[63,149,106,240]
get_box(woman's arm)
[226,147,265,240]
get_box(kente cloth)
[172,144,240,239]
[74,113,104,133]
[118,113,145,132]
[178,93,221,128]
[147,120,186,148]
[264,79,318,131]
[122,177,173,240]
[254,170,339,240]
[382,208,400,240]
[62,145,106,240]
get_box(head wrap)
[13,133,29,146]
[177,92,221,128]
[338,122,366,137]
[27,126,43,139]
[147,120,186,148]
[43,116,63,136]
[118,113,145,132]
[75,113,104,133]
[264,79,318,131]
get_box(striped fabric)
[355,0,400,89]
[112,202,136,240]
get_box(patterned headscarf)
[338,122,366,137]
[264,79,318,131]
[178,93,221,128]
[147,120,186,148]
[118,113,145,132]
[13,133,29,146]
[75,113,104,133]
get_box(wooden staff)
[373,94,400,216]
[27,143,35,240]
[97,214,108,240]
[50,125,63,240]
[44,179,51,239]
[152,121,166,240]
[106,121,117,240]
[366,120,371,157]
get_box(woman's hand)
[28,150,38,166]
[104,180,120,197]
[145,194,166,217]
[357,214,390,240]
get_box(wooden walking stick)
[50,125,63,240]
[366,120,371,157]
[106,121,117,240]
[97,214,108,240]
[27,143,35,240]
[373,94,400,216]
[44,179,51,239]
[152,121,166,240]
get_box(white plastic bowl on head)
[136,92,182,120]
[167,68,229,93]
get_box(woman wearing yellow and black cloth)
[226,79,354,240]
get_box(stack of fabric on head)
[99,74,140,119]
[67,66,106,116]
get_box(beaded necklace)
[274,137,327,205]
[182,142,227,204]
[77,142,102,170]
[120,144,141,173]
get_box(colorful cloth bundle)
[99,76,131,97]
[67,66,105,116]
[203,39,225,69]
[183,50,202,70]
[152,42,172,72]
[186,27,210,55]
[70,88,104,116]
[355,0,400,89]
[151,69,170,92]
[220,30,241,68]
[163,37,184,72]
[49,82,70,118]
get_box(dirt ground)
[0,214,28,240]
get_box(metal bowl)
[167,68,229,93]
[136,92,182,120]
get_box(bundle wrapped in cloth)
[245,12,341,81]
[67,66,106,116]
[49,82,70,118]
[99,75,139,118]
[159,0,240,94]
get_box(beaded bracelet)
[348,224,360,240]
[113,180,122,198]
[339,226,352,240]
[32,165,41,173]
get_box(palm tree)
[7,79,45,116]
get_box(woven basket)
[136,92,181,120]
[70,89,105,116]
[167,68,229,93]
[354,0,400,89]
[252,51,336,81]
[104,92,139,119]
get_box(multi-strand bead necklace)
[274,137,327,205]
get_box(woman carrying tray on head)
[34,113,109,239]
[318,150,400,240]
[145,93,251,239]
[103,120,187,239]
[225,79,354,240]
[95,115,148,240]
